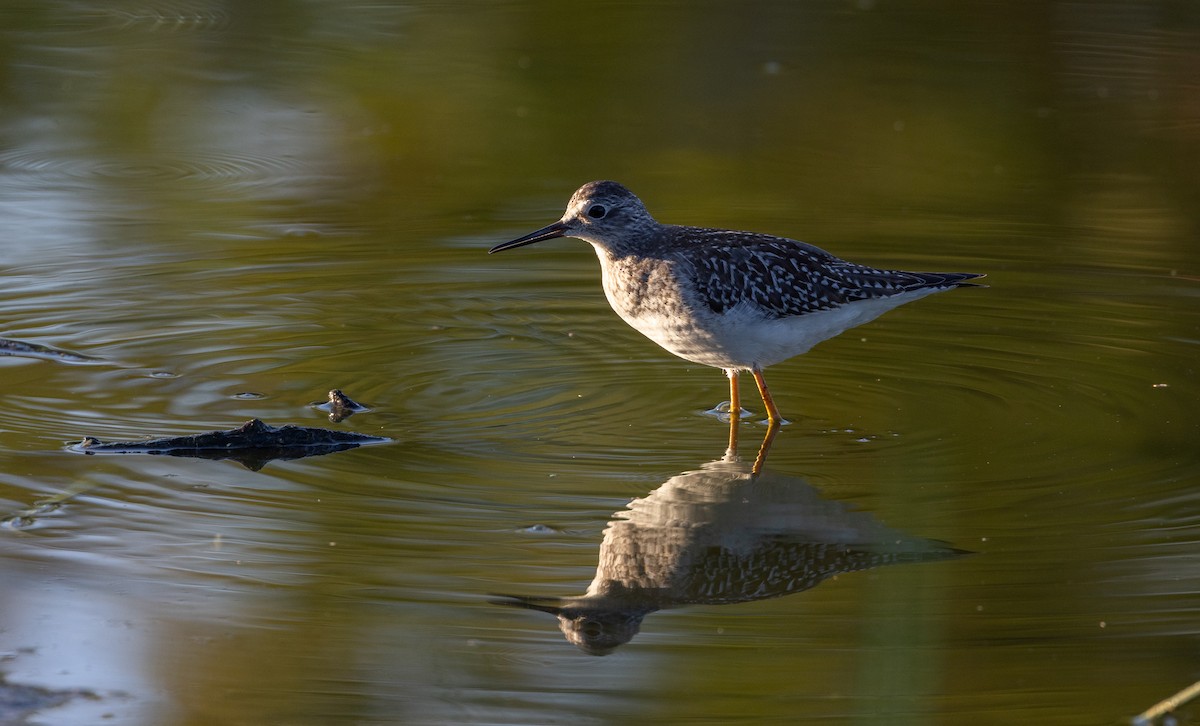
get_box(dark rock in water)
[0,337,103,364]
[71,419,391,470]
[312,389,371,422]
[0,671,96,724]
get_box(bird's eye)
[587,204,607,219]
[582,620,604,639]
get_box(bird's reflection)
[494,422,965,655]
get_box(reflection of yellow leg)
[726,414,739,457]
[751,368,783,425]
[752,420,780,475]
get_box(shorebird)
[489,181,981,424]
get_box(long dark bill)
[488,220,568,254]
[487,594,565,615]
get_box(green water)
[1,2,1198,724]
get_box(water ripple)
[96,2,233,33]
[0,147,317,188]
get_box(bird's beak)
[488,594,564,615]
[488,220,569,254]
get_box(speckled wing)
[675,228,980,318]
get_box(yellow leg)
[725,369,741,454]
[751,368,784,425]
[726,369,740,418]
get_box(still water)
[1,1,1198,724]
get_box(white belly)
[591,243,943,372]
[610,288,940,372]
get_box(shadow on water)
[0,337,105,365]
[494,421,967,655]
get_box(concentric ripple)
[0,147,318,189]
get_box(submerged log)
[71,418,390,470]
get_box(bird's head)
[489,180,659,255]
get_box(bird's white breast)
[592,245,941,371]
